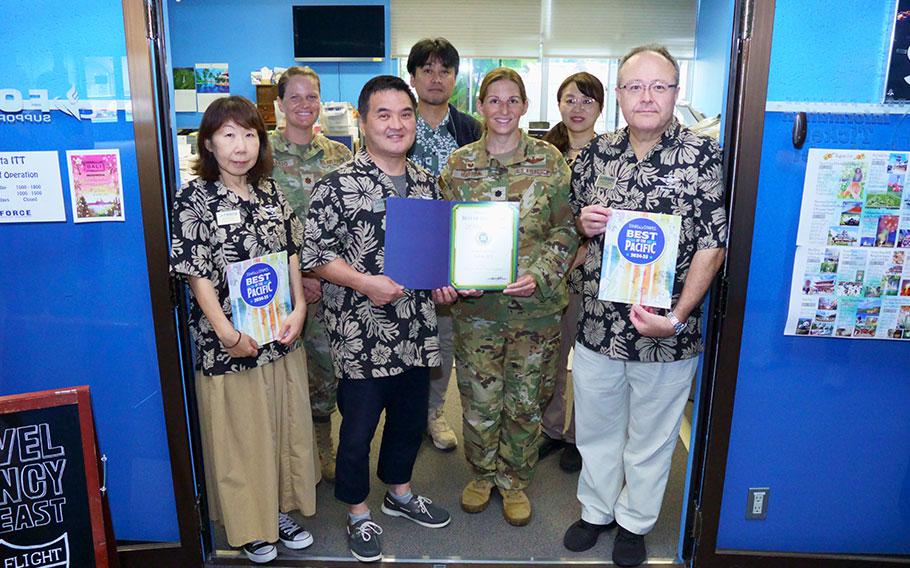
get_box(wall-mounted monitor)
[293,5,385,61]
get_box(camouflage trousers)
[452,313,561,491]
[303,299,337,419]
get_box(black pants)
[334,366,430,505]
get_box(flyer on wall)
[784,149,910,340]
[65,149,125,223]
[227,251,292,345]
[598,209,681,309]
[0,151,66,223]
[195,63,229,112]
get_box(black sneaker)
[380,492,451,528]
[538,433,566,460]
[612,526,647,567]
[563,518,617,551]
[278,512,314,550]
[347,518,383,563]
[559,444,582,472]
[241,540,277,564]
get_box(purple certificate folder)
[384,197,452,289]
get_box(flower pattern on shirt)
[301,150,440,379]
[569,120,727,362]
[169,177,304,375]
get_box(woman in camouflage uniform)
[438,68,578,526]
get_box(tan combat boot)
[314,419,336,482]
[460,478,494,513]
[427,407,457,451]
[499,488,531,526]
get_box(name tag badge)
[216,209,241,226]
[595,174,617,190]
[372,198,386,213]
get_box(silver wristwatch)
[666,311,686,336]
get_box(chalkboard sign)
[0,387,115,567]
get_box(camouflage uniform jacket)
[300,150,441,379]
[269,130,352,222]
[439,130,578,321]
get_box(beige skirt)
[195,348,320,547]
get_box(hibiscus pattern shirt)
[300,150,441,379]
[569,119,727,362]
[169,177,304,375]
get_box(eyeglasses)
[482,96,524,108]
[618,81,678,96]
[561,96,598,110]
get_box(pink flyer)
[66,149,125,223]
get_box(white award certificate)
[450,202,519,289]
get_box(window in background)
[399,57,692,134]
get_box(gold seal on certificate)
[450,202,519,290]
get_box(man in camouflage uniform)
[438,68,578,526]
[270,66,352,482]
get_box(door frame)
[119,0,203,565]
[688,1,910,566]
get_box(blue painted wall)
[691,0,733,119]
[167,0,394,129]
[0,1,179,542]
[716,1,910,553]
[767,1,894,103]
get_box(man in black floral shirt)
[301,76,454,563]
[563,46,727,567]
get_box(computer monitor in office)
[293,5,385,61]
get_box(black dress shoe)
[559,443,582,472]
[612,526,647,567]
[563,518,617,551]
[538,433,566,460]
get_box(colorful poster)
[227,251,292,345]
[65,149,125,223]
[598,210,681,309]
[173,67,197,113]
[194,63,229,112]
[0,151,66,223]
[784,149,910,340]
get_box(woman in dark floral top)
[169,96,318,564]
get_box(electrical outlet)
[746,487,769,520]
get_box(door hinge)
[713,276,729,320]
[144,0,158,41]
[169,276,181,309]
[691,506,703,542]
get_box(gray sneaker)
[380,492,451,528]
[347,518,383,563]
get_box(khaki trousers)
[196,348,319,547]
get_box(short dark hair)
[406,38,460,76]
[357,75,417,116]
[617,44,680,85]
[193,96,273,185]
[277,66,321,99]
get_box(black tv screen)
[293,5,385,61]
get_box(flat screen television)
[293,5,385,61]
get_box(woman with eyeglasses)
[438,67,578,527]
[538,72,605,475]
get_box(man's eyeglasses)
[618,81,678,96]
[561,96,598,110]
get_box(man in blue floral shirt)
[301,75,455,563]
[563,45,727,567]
